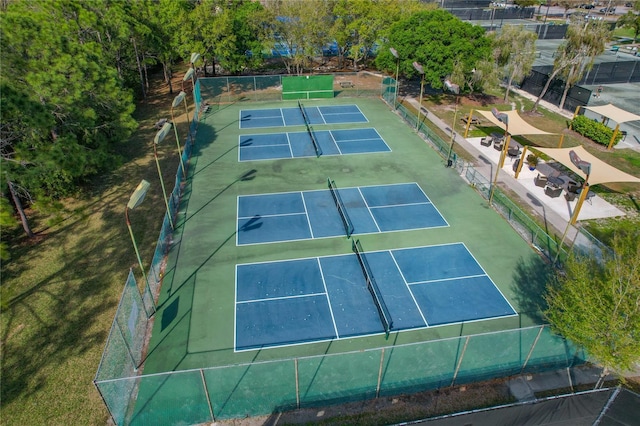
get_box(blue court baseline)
[239,104,368,129]
[238,128,391,161]
[235,243,517,351]
[236,183,449,245]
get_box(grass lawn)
[0,71,185,425]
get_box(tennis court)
[239,127,391,160]
[236,242,516,351]
[146,94,536,369]
[239,103,367,128]
[237,182,447,245]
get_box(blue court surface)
[235,243,517,351]
[239,128,391,161]
[239,104,368,129]
[236,183,448,245]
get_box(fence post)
[200,369,215,422]
[376,348,385,398]
[521,325,544,373]
[451,335,470,387]
[295,358,300,409]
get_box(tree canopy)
[545,232,640,386]
[0,0,522,247]
[376,10,492,91]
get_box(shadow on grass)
[0,70,194,419]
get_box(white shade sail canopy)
[583,104,640,124]
[476,110,555,136]
[533,145,640,186]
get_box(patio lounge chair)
[565,191,577,202]
[480,137,493,147]
[567,182,582,194]
[544,186,562,198]
[534,174,548,188]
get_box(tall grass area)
[0,73,182,424]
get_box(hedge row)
[571,115,623,147]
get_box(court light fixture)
[390,48,400,109]
[412,61,425,131]
[444,79,461,168]
[125,179,156,312]
[171,91,191,146]
[153,127,176,230]
[156,121,185,179]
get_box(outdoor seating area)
[529,168,585,202]
[470,136,627,222]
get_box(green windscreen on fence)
[282,75,334,100]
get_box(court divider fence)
[94,73,607,425]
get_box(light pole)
[444,79,460,168]
[171,91,191,146]
[158,121,185,179]
[125,179,156,311]
[413,61,425,132]
[153,126,175,230]
[390,47,400,109]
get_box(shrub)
[571,115,623,147]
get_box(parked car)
[579,3,595,9]
[600,6,616,12]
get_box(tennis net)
[327,178,354,237]
[352,239,393,336]
[298,100,322,157]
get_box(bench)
[339,81,354,88]
[461,114,481,125]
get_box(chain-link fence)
[95,73,609,425]
[95,322,585,424]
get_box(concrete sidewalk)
[407,94,580,241]
[508,365,615,402]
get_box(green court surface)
[143,96,543,377]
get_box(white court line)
[236,292,326,304]
[357,187,381,233]
[285,132,294,158]
[389,250,429,326]
[238,211,305,220]
[460,242,518,315]
[318,257,340,338]
[300,192,315,239]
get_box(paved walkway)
[407,92,581,241]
